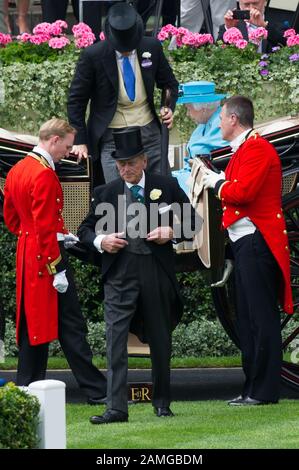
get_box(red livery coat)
[4,153,68,345]
[218,133,293,314]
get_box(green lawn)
[0,355,242,370]
[66,400,299,449]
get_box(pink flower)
[223,27,243,44]
[177,27,189,36]
[248,28,268,44]
[161,24,178,36]
[75,32,96,48]
[72,22,92,38]
[99,31,106,41]
[235,39,248,49]
[29,33,51,45]
[17,32,32,42]
[0,33,12,45]
[49,23,63,36]
[196,33,213,45]
[284,28,296,38]
[157,30,169,41]
[52,20,68,30]
[33,22,52,35]
[48,36,70,49]
[287,34,299,47]
[182,32,197,46]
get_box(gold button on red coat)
[277,213,282,219]
[235,210,240,216]
[37,255,41,260]
[56,198,60,203]
[38,272,43,276]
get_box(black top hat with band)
[112,127,145,160]
[104,3,144,52]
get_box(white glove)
[202,169,225,189]
[64,232,79,249]
[53,270,69,293]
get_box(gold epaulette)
[28,152,51,169]
[46,254,62,275]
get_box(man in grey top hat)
[78,127,198,424]
[68,2,178,185]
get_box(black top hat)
[104,3,144,53]
[112,127,145,160]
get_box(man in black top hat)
[67,2,178,186]
[78,127,199,424]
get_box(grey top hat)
[112,127,145,160]
[104,3,144,53]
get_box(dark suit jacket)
[217,19,286,52]
[77,172,198,340]
[67,37,179,161]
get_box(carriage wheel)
[212,189,299,391]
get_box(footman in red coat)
[202,96,293,406]
[4,118,106,402]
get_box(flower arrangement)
[0,20,98,64]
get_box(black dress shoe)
[228,395,245,406]
[242,396,278,406]
[90,409,128,424]
[154,406,174,417]
[87,396,107,405]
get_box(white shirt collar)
[125,171,145,189]
[230,129,252,153]
[33,146,55,171]
[116,50,136,60]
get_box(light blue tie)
[122,56,135,102]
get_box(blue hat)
[177,81,226,104]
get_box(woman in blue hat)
[173,81,229,194]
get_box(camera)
[232,10,250,20]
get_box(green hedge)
[0,41,298,136]
[0,382,40,449]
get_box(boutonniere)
[150,188,162,201]
[141,51,152,68]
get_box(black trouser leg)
[41,0,68,22]
[138,255,173,408]
[104,253,139,414]
[231,231,282,402]
[58,243,107,398]
[16,313,49,386]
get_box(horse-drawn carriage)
[1,115,299,390]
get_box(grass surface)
[0,355,242,370]
[66,400,299,449]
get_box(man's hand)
[146,226,174,245]
[71,144,88,162]
[160,107,173,129]
[101,232,128,253]
[224,9,238,29]
[202,169,225,189]
[249,8,267,27]
[53,270,69,293]
[64,232,79,249]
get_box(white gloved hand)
[53,270,69,293]
[202,169,225,189]
[64,232,79,249]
